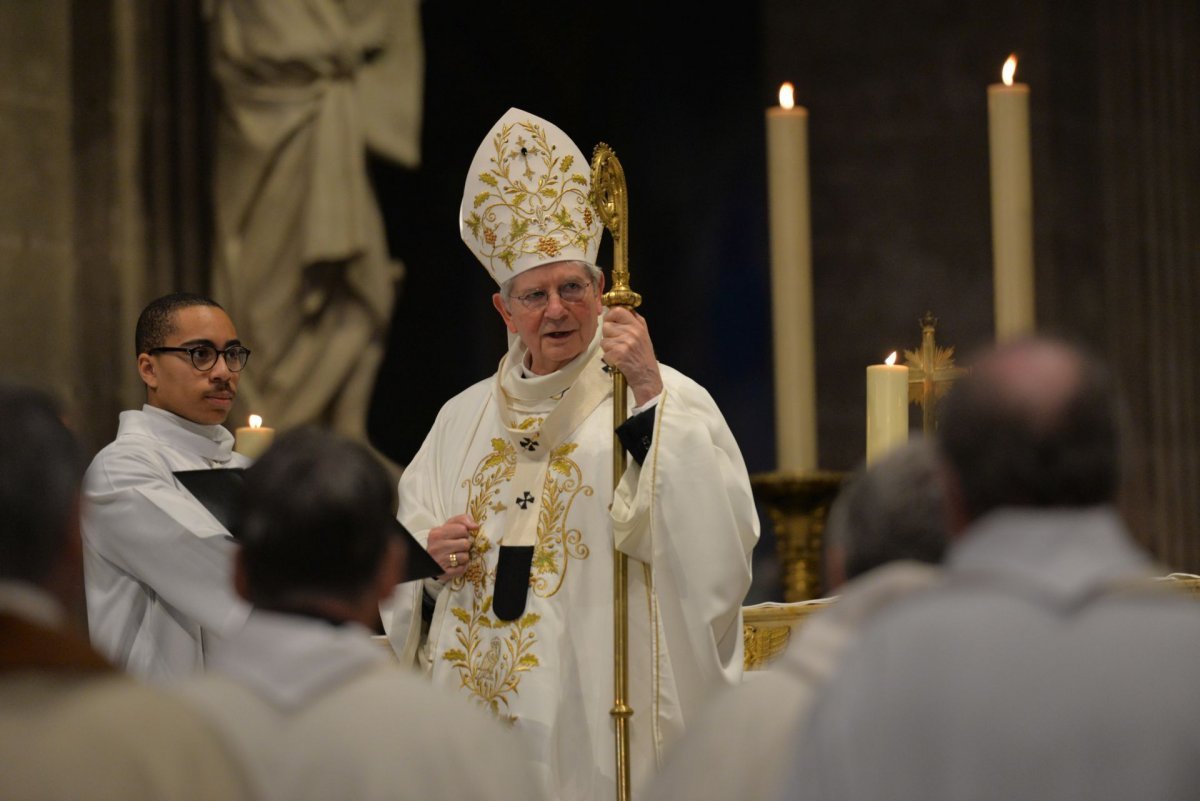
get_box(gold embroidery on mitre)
[531,441,592,597]
[462,120,595,275]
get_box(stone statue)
[207,0,422,444]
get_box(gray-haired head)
[826,439,948,585]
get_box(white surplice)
[83,405,252,681]
[644,562,941,801]
[178,610,546,801]
[386,332,759,801]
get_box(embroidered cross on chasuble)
[491,333,611,620]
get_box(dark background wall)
[364,0,1199,593]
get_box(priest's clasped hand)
[601,307,663,406]
[428,513,477,582]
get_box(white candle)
[988,54,1035,341]
[766,81,817,471]
[866,353,909,464]
[234,414,275,459]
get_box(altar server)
[84,292,252,680]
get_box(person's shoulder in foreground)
[0,381,253,801]
[779,337,1200,801]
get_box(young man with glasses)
[384,109,759,801]
[82,292,255,681]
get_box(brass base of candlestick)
[750,470,846,602]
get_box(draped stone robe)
[208,0,422,438]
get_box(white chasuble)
[387,334,759,801]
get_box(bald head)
[938,338,1119,522]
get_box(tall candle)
[988,54,1035,341]
[866,352,909,464]
[766,81,817,471]
[234,414,275,459]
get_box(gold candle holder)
[750,470,845,602]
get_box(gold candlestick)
[750,470,845,602]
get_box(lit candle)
[988,53,1035,341]
[866,352,909,464]
[234,414,275,459]
[766,81,817,471]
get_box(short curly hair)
[134,292,224,356]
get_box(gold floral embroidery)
[443,436,593,717]
[462,438,516,532]
[461,121,594,274]
[442,598,541,721]
[446,437,530,717]
[454,438,513,595]
[531,442,592,598]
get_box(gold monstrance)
[590,142,637,801]
[903,312,967,433]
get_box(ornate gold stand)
[750,470,845,602]
[904,311,966,433]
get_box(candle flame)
[778,82,795,110]
[885,352,898,366]
[249,414,263,429]
[1001,54,1018,86]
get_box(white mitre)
[460,108,602,285]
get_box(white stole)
[493,324,609,548]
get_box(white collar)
[500,317,603,404]
[128,404,238,465]
[205,610,384,710]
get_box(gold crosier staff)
[590,142,639,801]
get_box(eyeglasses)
[511,280,593,311]
[147,344,251,372]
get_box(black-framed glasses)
[511,280,593,311]
[147,345,251,372]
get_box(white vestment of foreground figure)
[387,330,759,801]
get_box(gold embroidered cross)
[903,312,968,433]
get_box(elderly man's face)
[492,261,604,375]
[137,305,241,425]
